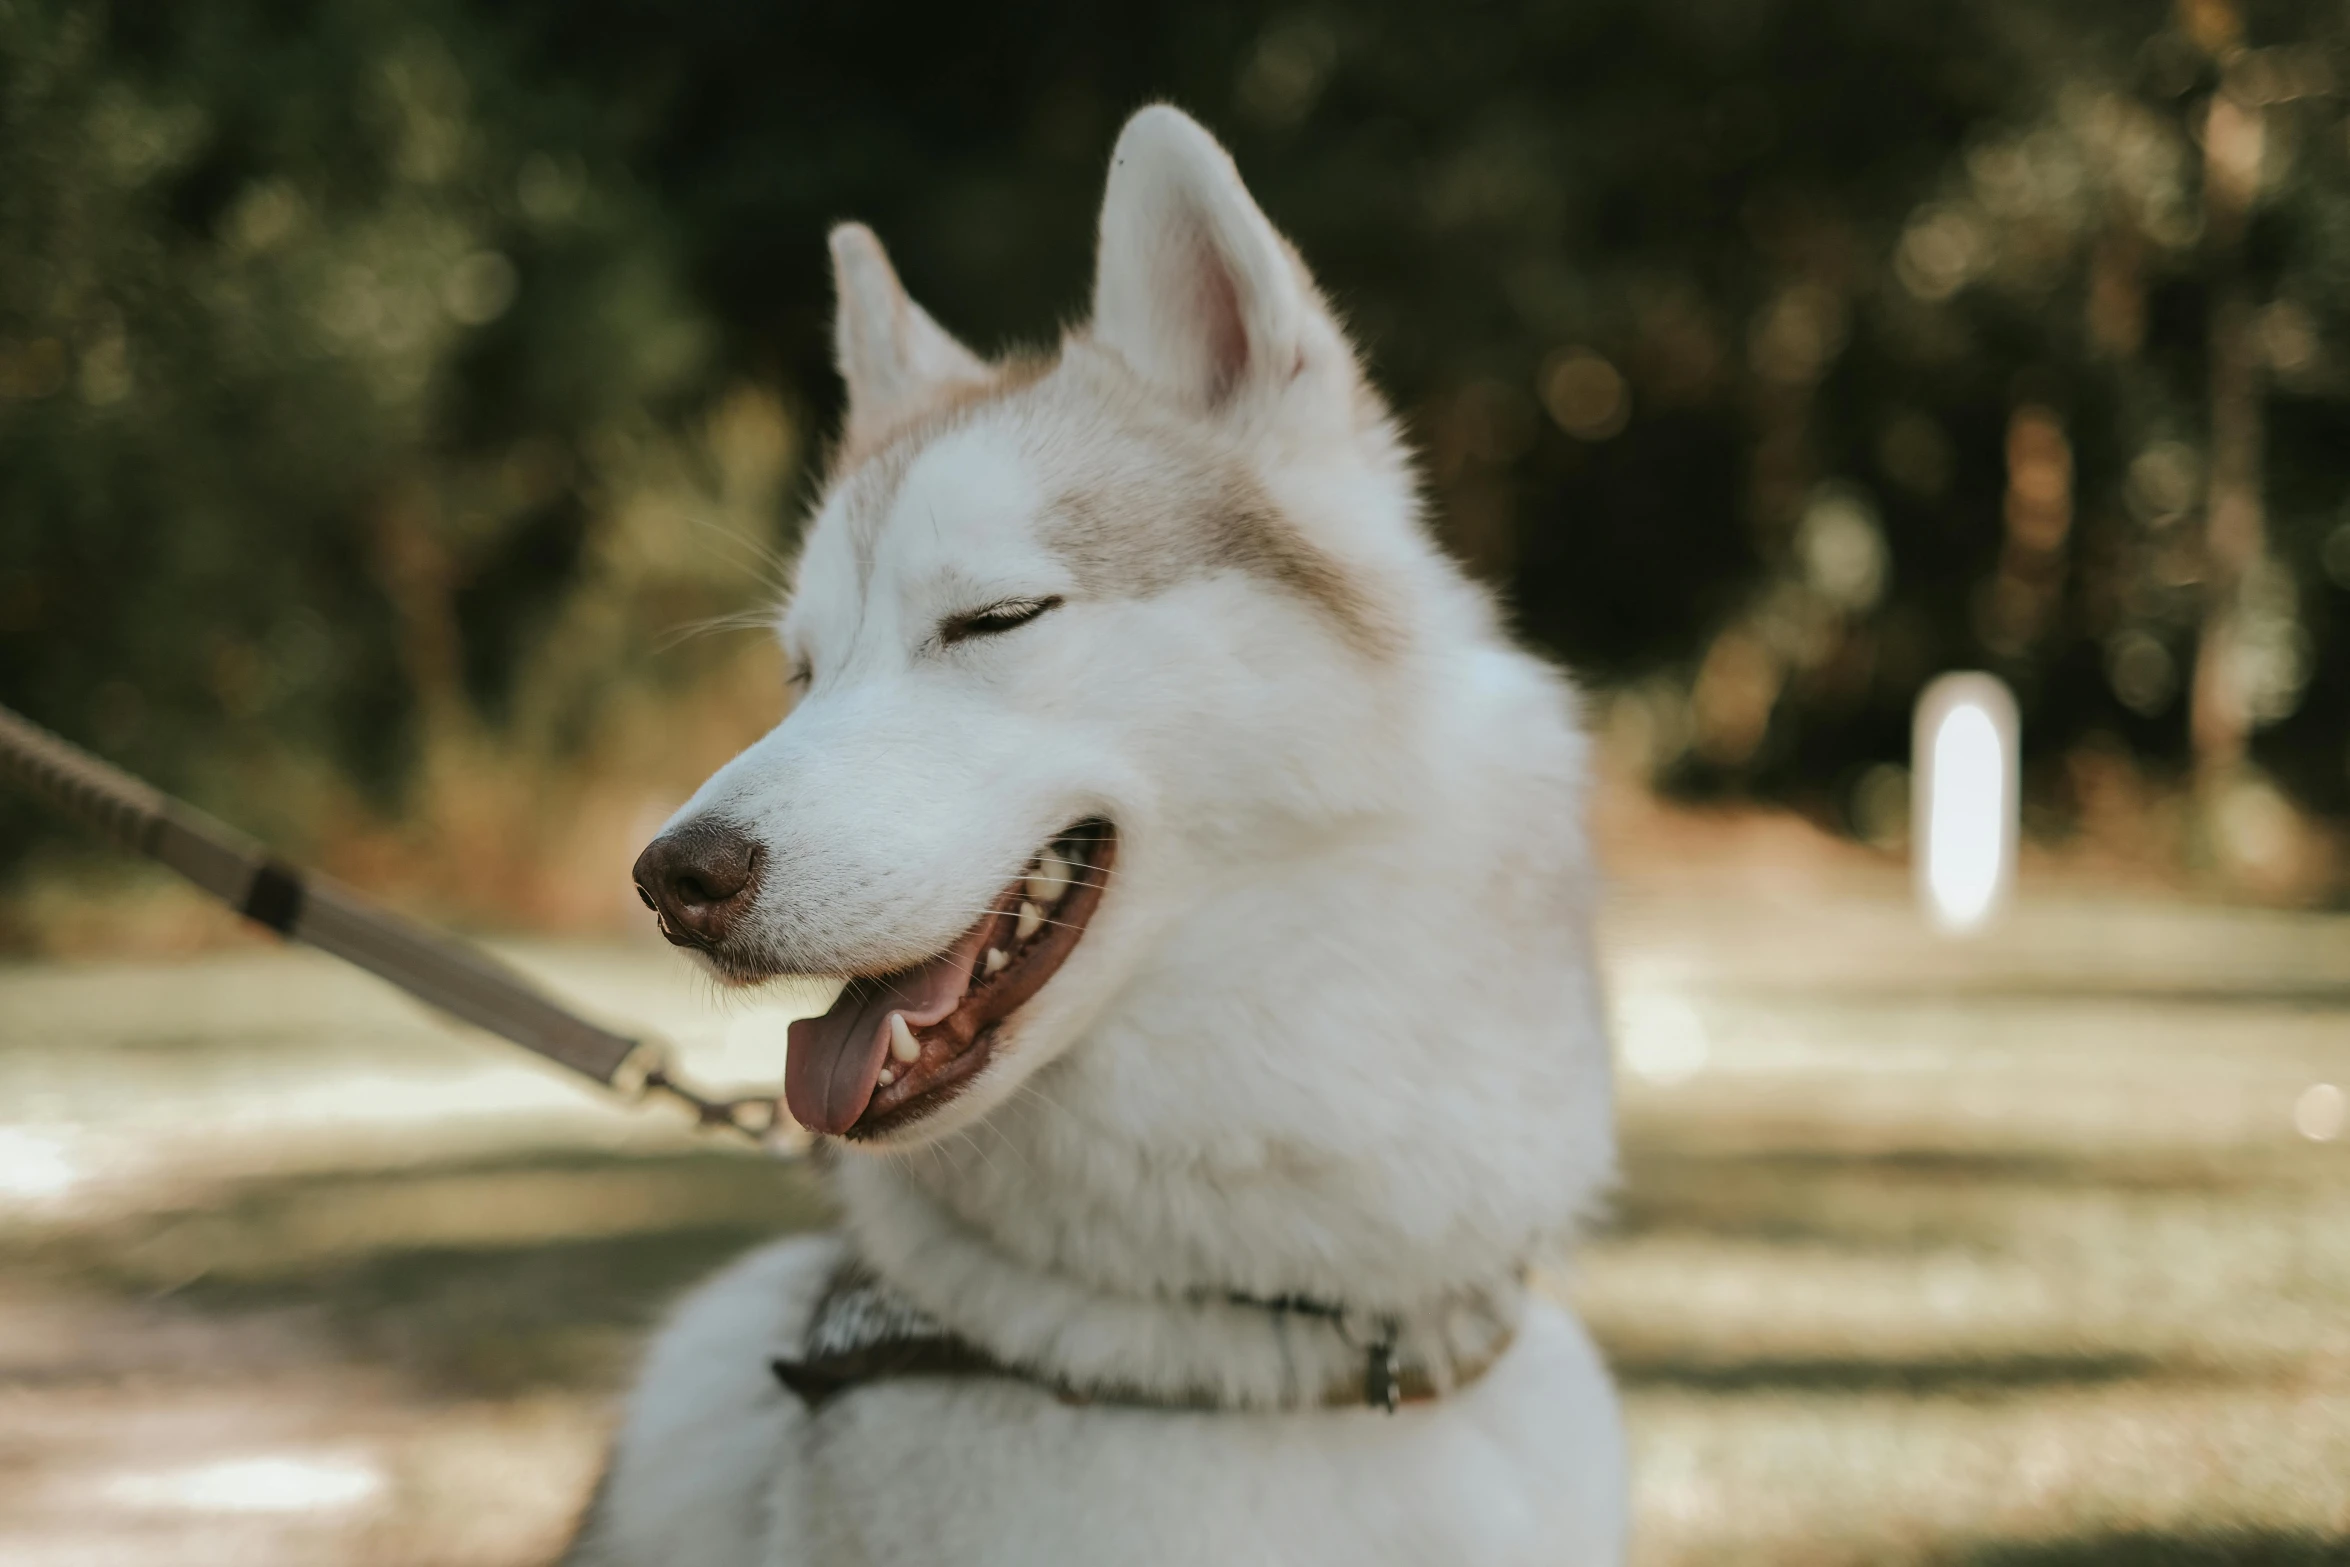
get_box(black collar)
[768,1256,1512,1414]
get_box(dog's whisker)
[685,513,799,592]
[1001,1072,1077,1129]
[653,608,787,653]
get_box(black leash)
[0,702,783,1142]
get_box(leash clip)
[618,1038,788,1145]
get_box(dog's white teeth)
[984,946,1008,975]
[887,1013,921,1064]
[877,1067,895,1087]
[1026,849,1077,906]
[1019,850,1076,911]
[1015,901,1043,943]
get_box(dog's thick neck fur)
[686,109,1615,1410]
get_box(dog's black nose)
[633,819,762,949]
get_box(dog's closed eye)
[940,596,1062,648]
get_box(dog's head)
[634,107,1437,1146]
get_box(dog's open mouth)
[784,820,1114,1138]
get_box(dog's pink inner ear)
[1091,107,1308,411]
[1188,219,1251,403]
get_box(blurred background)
[1,2,2347,1564]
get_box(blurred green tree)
[8,0,2350,909]
[521,0,2350,856]
[0,0,715,869]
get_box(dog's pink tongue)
[784,924,990,1135]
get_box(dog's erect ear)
[829,223,988,452]
[1091,106,1313,410]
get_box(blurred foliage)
[0,0,749,876]
[5,0,2350,903]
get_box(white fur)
[571,105,1624,1566]
[830,223,991,453]
[1094,105,1311,407]
[572,1236,1624,1567]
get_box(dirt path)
[2,890,2346,1564]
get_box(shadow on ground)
[1612,1349,2167,1396]
[10,1146,834,1397]
[1958,1530,2350,1564]
[1603,1144,2273,1254]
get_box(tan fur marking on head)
[822,337,1400,656]
[1045,474,1397,659]
[826,351,1059,482]
[1202,487,1397,657]
[824,349,1063,581]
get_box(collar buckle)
[1364,1319,1402,1413]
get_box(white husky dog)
[573,105,1623,1567]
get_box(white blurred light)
[103,1454,385,1514]
[1928,705,2003,923]
[1914,673,2018,934]
[0,1128,81,1201]
[2295,1083,2345,1143]
[1619,994,1710,1086]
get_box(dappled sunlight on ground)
[1583,882,2350,1565]
[0,942,828,1565]
[2,887,2347,1562]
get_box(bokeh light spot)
[2294,1082,2344,1142]
[1540,348,1629,440]
[102,1454,386,1515]
[1915,675,2018,934]
[1619,994,1710,1086]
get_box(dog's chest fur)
[570,1234,1625,1567]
